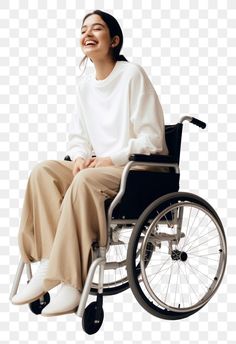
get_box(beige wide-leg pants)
[18,160,123,293]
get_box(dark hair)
[79,10,128,70]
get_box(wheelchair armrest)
[129,154,177,164]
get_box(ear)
[111,35,120,47]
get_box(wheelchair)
[10,116,227,335]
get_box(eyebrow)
[81,23,105,30]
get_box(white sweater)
[67,61,168,166]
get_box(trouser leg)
[18,160,74,263]
[43,166,123,292]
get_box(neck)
[93,59,117,80]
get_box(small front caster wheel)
[29,292,50,315]
[82,301,104,335]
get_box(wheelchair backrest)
[165,123,183,164]
[108,123,183,220]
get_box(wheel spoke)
[188,252,220,263]
[164,263,174,303]
[174,262,180,306]
[180,207,199,249]
[189,244,220,254]
[186,233,220,254]
[180,210,207,250]
[184,227,217,252]
[148,262,174,287]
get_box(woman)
[12,10,168,316]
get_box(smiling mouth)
[84,40,98,47]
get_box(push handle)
[180,116,206,129]
[190,117,206,129]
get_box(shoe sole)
[11,291,47,306]
[41,307,78,317]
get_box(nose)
[83,25,94,36]
[86,31,94,37]
[81,28,95,44]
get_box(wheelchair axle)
[171,249,188,262]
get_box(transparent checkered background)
[1,0,235,342]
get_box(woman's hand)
[73,157,94,176]
[87,157,114,168]
[73,157,114,176]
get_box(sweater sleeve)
[110,67,168,166]
[66,94,93,161]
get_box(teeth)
[85,40,97,46]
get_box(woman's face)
[80,14,119,62]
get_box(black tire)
[127,192,227,320]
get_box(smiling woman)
[11,9,169,318]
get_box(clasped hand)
[72,157,114,176]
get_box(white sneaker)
[41,283,81,317]
[11,259,49,305]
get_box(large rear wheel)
[127,192,227,319]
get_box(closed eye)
[81,23,104,34]
[81,28,102,34]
